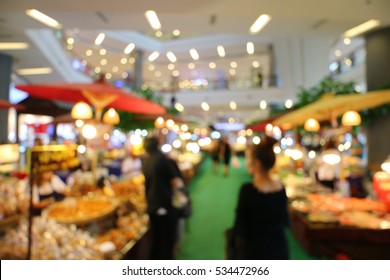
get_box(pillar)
[134,49,144,90]
[365,27,390,168]
[0,53,12,143]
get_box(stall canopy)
[16,80,166,115]
[0,99,25,110]
[273,89,390,129]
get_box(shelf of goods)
[0,175,149,260]
[285,176,390,259]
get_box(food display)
[0,177,29,231]
[44,196,118,225]
[0,217,103,259]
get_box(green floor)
[177,156,316,260]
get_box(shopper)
[142,136,181,260]
[32,170,66,215]
[350,134,364,158]
[219,137,232,176]
[121,147,143,181]
[317,138,340,190]
[232,136,289,260]
[211,139,220,174]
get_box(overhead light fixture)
[189,48,199,60]
[285,99,293,109]
[99,48,106,55]
[168,63,175,70]
[249,14,271,34]
[103,108,120,125]
[155,30,163,37]
[335,50,342,57]
[148,64,155,71]
[25,9,62,29]
[17,67,52,75]
[122,72,128,79]
[252,61,260,68]
[247,42,254,54]
[105,73,112,79]
[71,101,92,120]
[217,45,225,57]
[173,29,181,36]
[172,70,180,77]
[120,57,127,64]
[95,33,105,45]
[259,100,267,110]
[343,19,380,38]
[229,69,236,75]
[175,103,185,112]
[304,118,320,132]
[148,51,160,62]
[154,71,162,77]
[230,101,237,110]
[95,67,101,73]
[86,49,93,56]
[209,62,216,69]
[67,38,74,45]
[145,10,161,30]
[112,66,119,73]
[343,38,351,45]
[124,43,135,54]
[82,124,97,140]
[166,51,177,63]
[0,42,29,50]
[230,61,237,68]
[342,110,361,126]
[201,102,210,111]
[100,59,107,65]
[188,63,195,70]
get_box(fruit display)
[291,193,389,228]
[96,212,149,252]
[0,217,103,259]
[44,196,118,225]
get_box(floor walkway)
[177,156,316,260]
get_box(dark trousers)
[149,211,179,260]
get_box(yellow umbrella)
[273,89,390,129]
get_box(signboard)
[27,144,80,175]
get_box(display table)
[290,209,390,259]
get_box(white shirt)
[121,157,142,179]
[33,174,66,203]
[317,149,341,181]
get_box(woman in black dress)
[233,136,289,259]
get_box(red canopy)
[16,80,166,115]
[0,99,25,110]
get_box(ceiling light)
[247,42,254,54]
[128,57,135,64]
[67,38,74,45]
[86,49,93,56]
[112,66,119,73]
[175,103,185,112]
[228,117,235,124]
[168,63,175,70]
[209,62,216,69]
[166,51,177,63]
[335,50,341,57]
[230,101,237,110]
[343,38,351,45]
[304,118,320,132]
[189,48,199,60]
[66,45,73,51]
[341,110,361,126]
[148,51,160,62]
[229,69,236,75]
[105,73,112,79]
[145,10,161,30]
[285,99,293,109]
[71,102,92,120]
[148,64,155,71]
[95,33,105,46]
[81,60,87,66]
[201,102,210,111]
[120,57,127,64]
[95,67,101,73]
[100,59,107,65]
[122,72,128,79]
[230,61,237,68]
[124,43,135,54]
[252,61,260,68]
[103,108,120,125]
[99,48,106,55]
[0,42,29,50]
[343,19,380,38]
[155,71,162,77]
[345,58,352,66]
[155,30,163,37]
[188,63,195,70]
[17,68,52,75]
[25,9,62,29]
[217,45,225,57]
[173,29,181,36]
[172,70,180,77]
[250,14,271,34]
[259,100,267,110]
